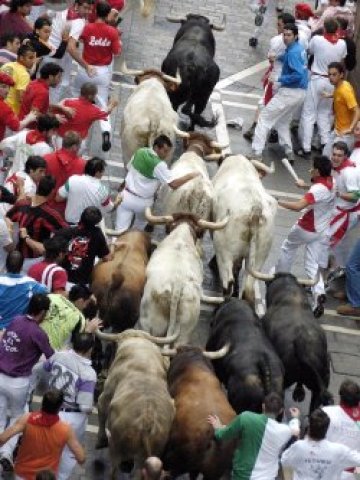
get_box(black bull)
[161,14,223,129]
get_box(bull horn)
[120,60,144,77]
[247,266,275,282]
[204,153,223,162]
[161,348,177,356]
[296,270,320,287]
[166,14,186,23]
[145,208,174,225]
[140,325,180,345]
[95,329,120,342]
[211,14,226,32]
[203,343,230,359]
[201,293,224,304]
[210,140,229,150]
[161,70,181,85]
[251,160,275,175]
[173,124,191,139]
[197,216,229,231]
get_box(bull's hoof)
[95,435,109,449]
[293,383,306,402]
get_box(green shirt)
[131,147,162,179]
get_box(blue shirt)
[0,273,48,329]
[278,41,308,90]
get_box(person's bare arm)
[55,191,66,203]
[67,38,95,77]
[348,106,360,133]
[278,198,310,212]
[0,414,28,446]
[66,426,86,465]
[168,172,201,190]
[19,228,45,256]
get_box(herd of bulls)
[87,11,333,480]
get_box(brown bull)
[163,345,236,480]
[96,329,178,479]
[91,231,151,333]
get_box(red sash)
[330,202,360,246]
[262,65,273,106]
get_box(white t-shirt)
[0,219,12,273]
[58,174,113,224]
[5,171,36,197]
[309,36,347,75]
[281,438,360,480]
[125,161,173,199]
[298,179,336,233]
[48,10,85,49]
[323,405,360,453]
[350,147,360,168]
[334,164,360,209]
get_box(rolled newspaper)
[281,158,300,182]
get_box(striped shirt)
[0,48,16,68]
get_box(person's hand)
[61,26,70,42]
[16,176,25,190]
[61,105,75,118]
[321,90,332,98]
[268,53,276,63]
[55,114,67,124]
[86,65,96,78]
[208,414,223,429]
[26,111,38,123]
[289,407,300,418]
[19,227,28,239]
[108,98,119,109]
[85,317,103,333]
[341,127,352,135]
[295,178,306,188]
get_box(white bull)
[138,210,228,345]
[120,65,180,166]
[212,154,277,303]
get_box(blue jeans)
[346,239,360,307]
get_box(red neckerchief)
[27,411,60,427]
[312,175,334,191]
[26,130,46,145]
[324,33,339,44]
[333,158,356,173]
[340,403,360,421]
[354,141,360,149]
[66,6,80,20]
[337,29,347,39]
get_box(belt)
[60,407,81,413]
[311,72,329,78]
[125,186,153,200]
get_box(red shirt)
[0,97,20,141]
[19,79,49,121]
[28,260,68,292]
[57,97,108,139]
[80,22,121,66]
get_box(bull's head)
[173,125,229,159]
[144,208,229,240]
[166,13,226,31]
[120,61,181,91]
[246,265,320,287]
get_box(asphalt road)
[28,0,360,478]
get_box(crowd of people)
[0,0,358,477]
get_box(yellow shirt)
[333,80,358,133]
[0,61,30,114]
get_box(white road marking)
[322,324,360,336]
[211,98,231,155]
[107,160,125,169]
[220,90,261,99]
[216,60,268,90]
[222,100,257,110]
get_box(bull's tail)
[167,282,183,339]
[257,352,272,396]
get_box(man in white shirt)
[322,380,360,479]
[297,18,347,157]
[350,120,360,167]
[115,135,200,233]
[0,217,14,273]
[56,156,121,224]
[281,409,360,480]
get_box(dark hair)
[0,34,20,47]
[69,284,92,302]
[339,379,360,407]
[338,0,346,6]
[41,389,64,415]
[80,82,97,98]
[263,392,283,415]
[37,114,60,133]
[336,16,348,30]
[332,140,349,156]
[39,62,63,80]
[72,332,95,353]
[84,157,106,176]
[27,293,50,316]
[324,17,339,34]
[44,236,68,260]
[278,12,295,24]
[328,61,345,74]
[24,155,46,174]
[283,23,298,37]
[80,206,102,228]
[17,44,35,58]
[313,155,332,177]
[35,471,56,480]
[153,135,172,149]
[96,1,111,18]
[62,131,81,149]
[9,0,32,13]
[34,16,51,31]
[36,175,56,196]
[308,409,330,441]
[6,250,23,273]
[75,0,94,4]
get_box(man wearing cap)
[295,3,313,41]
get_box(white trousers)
[330,209,360,266]
[252,87,306,155]
[57,411,88,480]
[0,374,30,460]
[275,224,329,305]
[299,76,333,152]
[323,131,354,158]
[115,190,154,233]
[72,64,112,111]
